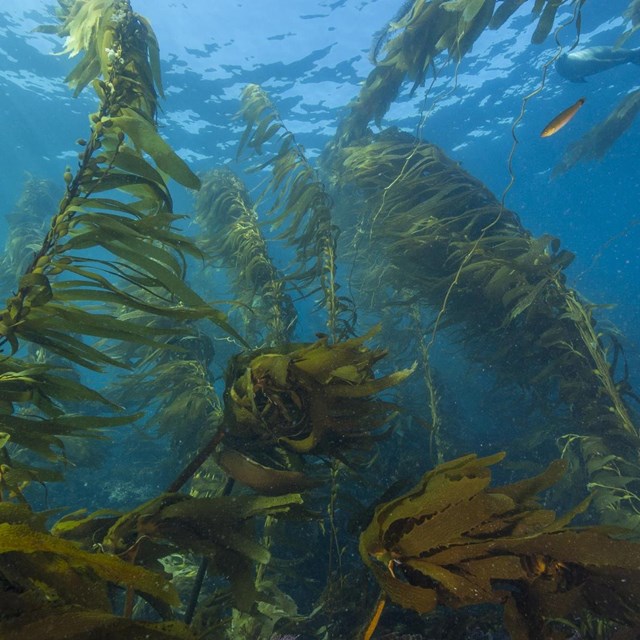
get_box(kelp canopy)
[2,0,640,639]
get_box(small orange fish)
[540,97,585,137]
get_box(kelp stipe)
[195,168,297,347]
[237,84,356,342]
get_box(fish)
[556,46,640,82]
[540,98,585,138]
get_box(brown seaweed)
[360,453,640,639]
[553,89,640,177]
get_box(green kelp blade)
[138,15,164,98]
[531,0,562,44]
[66,196,145,219]
[31,303,173,348]
[111,108,200,190]
[77,171,172,209]
[110,146,169,192]
[0,413,141,461]
[0,610,196,640]
[65,51,101,96]
[0,523,179,605]
[0,362,120,411]
[16,317,129,371]
[53,278,241,343]
[51,508,122,543]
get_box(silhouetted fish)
[556,46,640,82]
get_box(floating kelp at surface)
[360,452,640,640]
[195,168,297,347]
[330,0,581,150]
[553,89,640,176]
[617,0,640,46]
[489,0,585,40]
[329,129,640,531]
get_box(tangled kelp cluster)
[222,328,414,465]
[322,128,640,534]
[361,453,640,639]
[2,0,640,639]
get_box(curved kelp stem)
[502,0,585,206]
[332,130,640,530]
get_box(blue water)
[3,1,638,334]
[1,1,640,637]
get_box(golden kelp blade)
[540,97,585,137]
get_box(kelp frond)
[196,168,297,347]
[332,0,582,148]
[0,503,195,639]
[360,453,640,639]
[0,0,240,466]
[616,0,640,47]
[238,84,355,341]
[332,129,640,530]
[102,491,305,612]
[224,326,415,457]
[490,0,586,43]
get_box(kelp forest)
[2,1,640,639]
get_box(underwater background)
[2,1,640,639]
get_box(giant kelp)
[4,1,640,639]
[0,0,238,471]
[0,1,244,632]
[331,0,582,150]
[617,0,640,46]
[360,452,640,640]
[195,168,297,347]
[219,327,415,493]
[328,129,640,531]
[238,84,355,341]
[0,503,195,640]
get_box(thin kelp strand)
[501,0,586,208]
